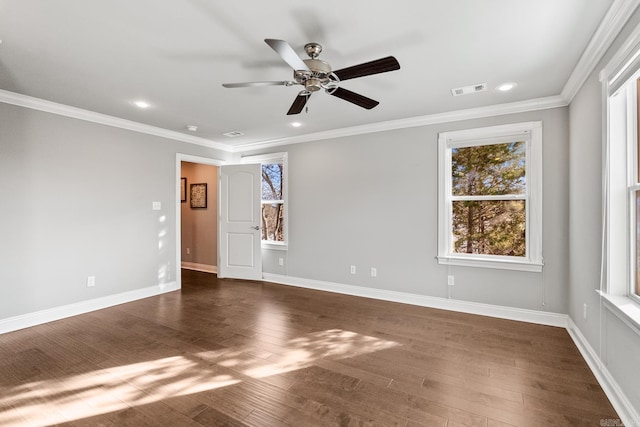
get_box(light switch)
[152,201,161,210]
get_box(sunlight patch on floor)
[0,329,398,426]
[236,329,399,378]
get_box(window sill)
[599,291,640,337]
[437,255,543,272]
[262,242,288,251]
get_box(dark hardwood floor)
[0,270,618,426]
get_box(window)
[438,122,543,271]
[261,162,284,242]
[635,79,640,300]
[606,70,640,301]
[599,26,640,328]
[242,153,288,250]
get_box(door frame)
[175,153,226,290]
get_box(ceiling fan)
[222,39,401,115]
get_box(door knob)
[250,226,260,230]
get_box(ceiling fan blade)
[222,81,293,88]
[333,56,400,81]
[287,93,310,115]
[329,87,379,109]
[265,39,310,71]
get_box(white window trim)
[241,152,288,251]
[599,25,640,331]
[437,121,543,272]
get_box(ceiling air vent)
[223,131,244,137]
[450,83,487,97]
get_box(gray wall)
[0,103,229,319]
[255,107,570,314]
[568,7,640,414]
[180,162,218,267]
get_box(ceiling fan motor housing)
[294,58,333,92]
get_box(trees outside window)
[451,141,526,256]
[261,163,284,242]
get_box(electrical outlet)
[583,304,588,320]
[350,265,356,275]
[279,257,284,266]
[371,267,377,277]
[87,276,96,287]
[447,275,455,286]
[186,248,190,255]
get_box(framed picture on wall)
[190,183,207,208]
[180,178,187,203]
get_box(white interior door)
[218,164,262,280]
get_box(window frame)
[241,152,288,251]
[629,78,640,304]
[598,24,640,332]
[437,121,543,272]
[607,71,640,303]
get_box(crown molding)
[1,88,567,155]
[232,95,567,152]
[561,0,640,103]
[0,89,232,152]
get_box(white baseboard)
[262,273,568,327]
[0,281,179,335]
[567,318,640,427]
[181,262,217,274]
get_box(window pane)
[636,191,640,295]
[452,141,526,196]
[637,78,640,183]
[262,202,284,242]
[452,200,526,256]
[262,163,283,201]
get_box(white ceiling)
[0,0,619,150]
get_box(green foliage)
[451,142,526,256]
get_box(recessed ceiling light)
[497,82,517,92]
[133,100,150,109]
[186,125,198,132]
[291,122,302,127]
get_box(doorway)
[175,154,225,287]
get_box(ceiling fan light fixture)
[291,121,302,127]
